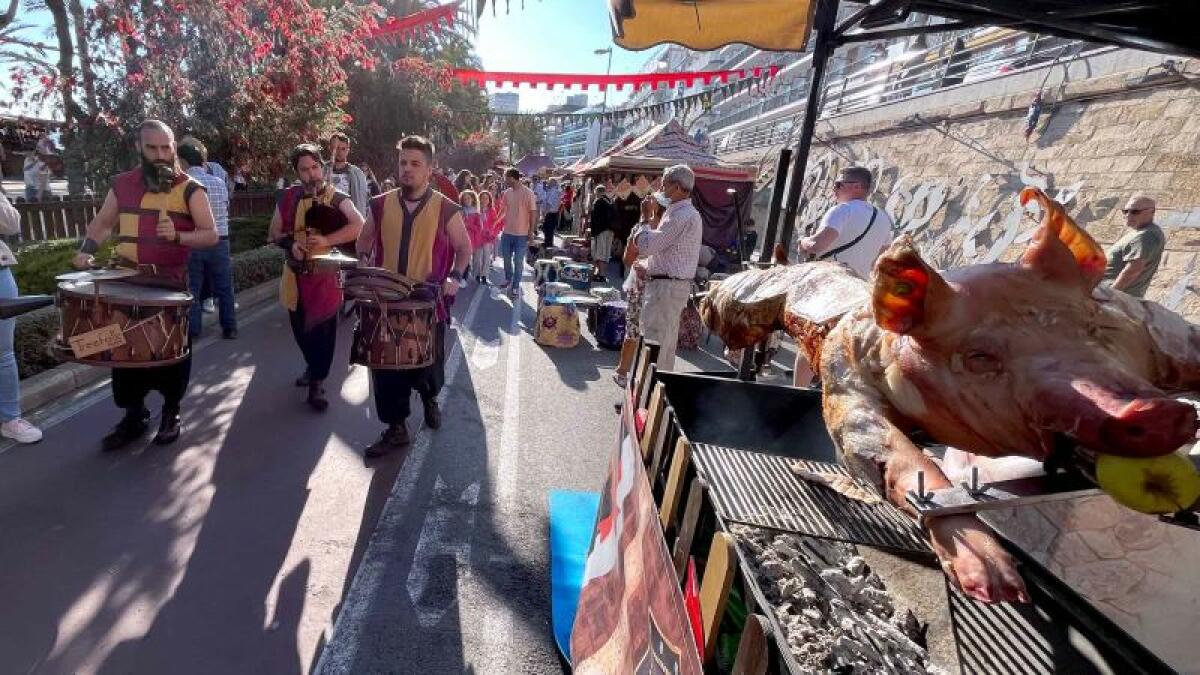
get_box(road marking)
[317,283,487,672]
[470,290,523,673]
[406,476,480,628]
[470,336,500,371]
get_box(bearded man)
[356,135,471,457]
[72,120,220,450]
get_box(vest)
[278,185,344,327]
[368,188,460,321]
[112,167,199,269]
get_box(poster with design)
[570,402,702,674]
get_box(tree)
[343,0,487,178]
[504,115,546,161]
[438,131,501,175]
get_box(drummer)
[268,144,364,411]
[356,135,471,457]
[72,119,220,450]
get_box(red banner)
[452,65,781,90]
[368,2,458,42]
[570,397,702,673]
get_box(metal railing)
[708,29,1112,154]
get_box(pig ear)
[1018,187,1107,289]
[872,236,953,335]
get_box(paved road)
[0,261,741,674]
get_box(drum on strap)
[345,267,438,370]
[53,278,192,367]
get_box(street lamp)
[727,187,747,265]
[594,47,614,155]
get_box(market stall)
[580,119,756,258]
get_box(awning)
[608,0,817,52]
[607,0,1200,59]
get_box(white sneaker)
[1,418,42,444]
[202,299,216,313]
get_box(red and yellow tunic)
[367,188,461,321]
[112,168,201,286]
[278,184,347,328]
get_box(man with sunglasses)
[799,166,893,279]
[793,166,893,387]
[1101,194,1164,298]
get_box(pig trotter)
[927,514,1030,604]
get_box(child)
[475,190,504,284]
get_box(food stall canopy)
[514,154,557,176]
[583,119,755,183]
[608,0,816,51]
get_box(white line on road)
[317,283,487,673]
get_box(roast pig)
[702,188,1200,603]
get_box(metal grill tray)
[948,579,1054,675]
[692,443,931,554]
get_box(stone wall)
[769,57,1200,321]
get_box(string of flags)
[367,2,460,43]
[446,68,783,127]
[451,65,781,91]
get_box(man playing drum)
[356,135,471,457]
[72,120,220,450]
[269,144,364,411]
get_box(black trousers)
[112,355,192,412]
[542,212,560,250]
[371,321,447,425]
[289,308,338,381]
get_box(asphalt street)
[0,259,742,675]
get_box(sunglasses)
[1122,208,1146,215]
[834,180,863,190]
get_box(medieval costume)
[361,187,464,453]
[277,183,350,410]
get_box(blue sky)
[473,0,656,111]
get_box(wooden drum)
[345,267,438,370]
[53,280,192,367]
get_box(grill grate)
[947,580,1054,675]
[692,443,930,554]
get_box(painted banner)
[452,66,780,91]
[570,396,702,674]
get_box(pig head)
[832,188,1199,471]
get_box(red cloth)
[369,3,456,41]
[481,205,504,244]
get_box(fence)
[9,190,276,242]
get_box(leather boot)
[154,407,182,445]
[102,407,150,452]
[422,396,442,430]
[365,424,411,458]
[307,380,329,412]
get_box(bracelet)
[79,238,100,254]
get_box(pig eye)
[964,351,1003,374]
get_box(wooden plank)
[632,345,652,407]
[700,531,737,662]
[732,614,771,675]
[640,383,665,462]
[660,437,691,531]
[648,407,674,495]
[673,478,704,578]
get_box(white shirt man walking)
[326,132,369,217]
[631,164,702,371]
[793,165,894,385]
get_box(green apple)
[1096,452,1200,514]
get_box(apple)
[1095,452,1200,515]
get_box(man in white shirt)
[631,164,703,371]
[325,132,369,217]
[799,166,893,279]
[792,166,894,386]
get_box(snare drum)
[53,280,192,367]
[350,297,438,370]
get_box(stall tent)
[583,119,757,253]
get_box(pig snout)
[1099,397,1198,457]
[1035,379,1199,457]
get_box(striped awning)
[608,0,816,52]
